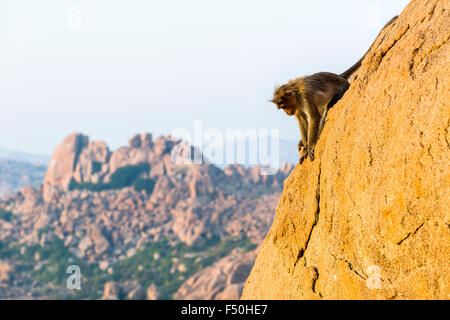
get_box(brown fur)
[271,16,398,164]
[272,73,349,163]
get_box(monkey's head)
[271,86,297,116]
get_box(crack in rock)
[418,34,450,66]
[311,266,319,294]
[445,118,450,150]
[397,222,425,245]
[409,37,426,79]
[375,25,410,71]
[330,253,367,280]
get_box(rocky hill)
[0,132,292,299]
[242,0,449,300]
[0,160,46,197]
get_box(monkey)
[272,73,349,164]
[271,16,398,164]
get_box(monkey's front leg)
[297,116,309,164]
[307,111,321,161]
[318,108,328,138]
[299,148,309,164]
[298,140,308,164]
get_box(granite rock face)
[43,133,89,201]
[243,0,449,300]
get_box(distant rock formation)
[44,133,89,199]
[1,131,293,299]
[175,249,256,300]
[243,0,449,300]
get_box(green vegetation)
[27,240,107,299]
[0,236,256,300]
[0,239,106,299]
[109,163,150,188]
[38,226,51,238]
[69,163,155,194]
[0,208,13,222]
[0,240,20,259]
[131,178,156,194]
[112,237,256,299]
[91,161,102,175]
[69,181,106,192]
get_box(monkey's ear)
[282,90,293,98]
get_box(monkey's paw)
[309,148,315,161]
[297,140,305,151]
[299,149,308,165]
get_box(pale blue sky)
[0,0,409,154]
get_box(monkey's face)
[271,89,297,116]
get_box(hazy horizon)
[0,0,409,155]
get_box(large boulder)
[175,250,256,300]
[243,0,449,300]
[102,281,120,300]
[43,133,159,193]
[146,284,160,300]
[171,207,206,246]
[43,133,88,200]
[0,260,14,285]
[73,141,110,184]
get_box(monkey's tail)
[340,15,399,81]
